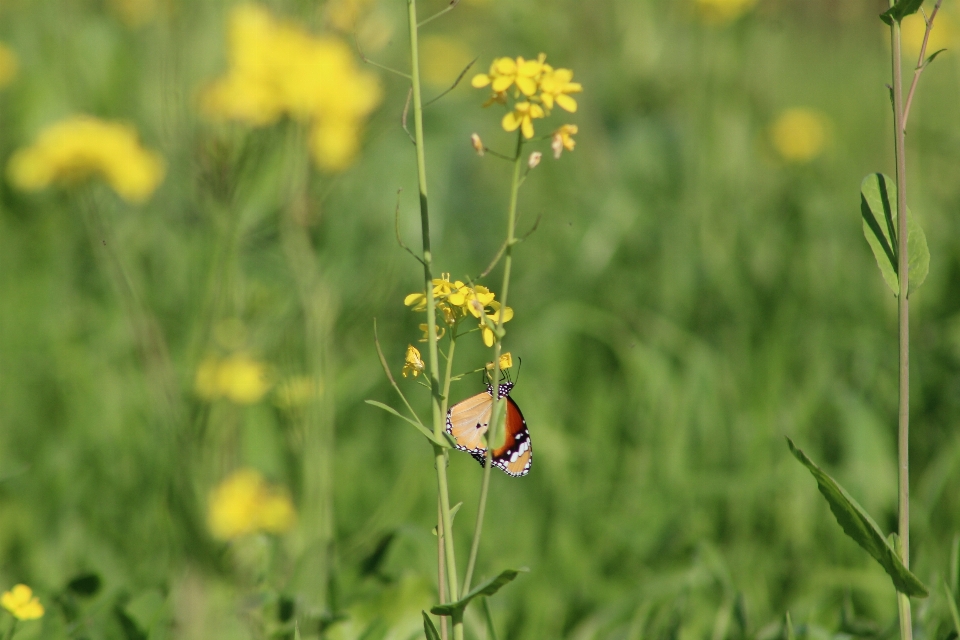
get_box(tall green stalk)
[889,11,912,640]
[405,0,461,636]
[462,132,524,594]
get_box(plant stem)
[890,12,913,640]
[406,0,461,636]
[462,132,524,596]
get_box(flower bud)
[528,151,542,168]
[470,133,484,156]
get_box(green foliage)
[430,569,523,616]
[787,438,928,597]
[880,0,925,25]
[860,173,929,296]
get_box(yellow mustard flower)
[1,585,43,621]
[0,43,18,90]
[502,101,545,139]
[418,323,446,342]
[552,124,578,158]
[273,375,322,409]
[194,353,271,404]
[7,116,165,204]
[539,66,581,113]
[472,54,547,97]
[770,108,829,163]
[696,0,757,24]
[402,345,425,378]
[479,301,513,347]
[202,3,381,171]
[486,352,514,372]
[208,469,296,540]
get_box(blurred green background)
[3,0,960,638]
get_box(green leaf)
[880,0,924,25]
[785,612,795,640]
[66,573,102,597]
[365,400,451,448]
[860,173,929,296]
[786,437,929,597]
[925,48,947,66]
[432,501,463,536]
[430,569,527,616]
[422,611,441,640]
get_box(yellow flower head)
[1,585,44,621]
[471,54,546,97]
[479,301,514,347]
[502,101,545,139]
[0,43,19,90]
[201,3,382,171]
[7,116,165,203]
[539,66,581,113]
[696,0,757,24]
[208,469,296,540]
[194,353,271,404]
[770,108,829,163]
[402,344,425,377]
[552,124,578,158]
[485,352,514,372]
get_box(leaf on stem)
[430,568,527,616]
[786,437,929,597]
[422,611,441,640]
[880,0,925,25]
[365,400,451,449]
[924,48,947,66]
[860,173,929,296]
[432,501,463,535]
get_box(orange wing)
[491,397,532,477]
[446,384,531,477]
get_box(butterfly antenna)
[514,357,522,385]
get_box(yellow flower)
[208,469,296,540]
[194,354,271,404]
[696,0,757,24]
[552,124,578,158]
[770,108,829,163]
[502,101,545,139]
[273,375,322,409]
[1,585,44,621]
[479,301,514,347]
[471,54,546,97]
[201,3,381,171]
[539,66,581,113]
[7,116,165,203]
[902,12,957,60]
[418,323,445,342]
[402,345,425,378]
[486,352,513,372]
[0,43,19,90]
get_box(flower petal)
[502,111,522,132]
[555,94,578,113]
[471,73,492,88]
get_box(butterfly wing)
[491,396,532,477]
[446,391,493,465]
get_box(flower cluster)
[1,585,43,621]
[472,53,581,141]
[402,345,425,378]
[201,3,382,172]
[7,116,166,203]
[195,353,271,404]
[404,274,513,347]
[207,468,296,540]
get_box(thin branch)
[356,33,411,79]
[394,189,425,265]
[418,0,461,28]
[373,318,425,427]
[402,88,416,145]
[902,0,944,131]
[424,56,479,107]
[476,213,540,279]
[482,147,516,161]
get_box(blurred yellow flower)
[1,585,43,621]
[502,101,545,139]
[195,353,271,404]
[472,54,545,97]
[696,0,757,24]
[901,11,957,60]
[0,42,19,90]
[208,469,296,540]
[325,0,376,32]
[479,301,513,347]
[7,116,165,203]
[402,345,425,378]
[274,375,322,409]
[202,3,382,171]
[486,352,513,372]
[420,36,474,87]
[770,108,829,163]
[552,124,578,158]
[539,67,581,113]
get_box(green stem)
[890,11,913,640]
[462,132,524,596]
[406,0,461,634]
[5,618,16,640]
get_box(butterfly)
[445,382,532,477]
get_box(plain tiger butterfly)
[445,382,532,477]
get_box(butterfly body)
[445,382,532,477]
